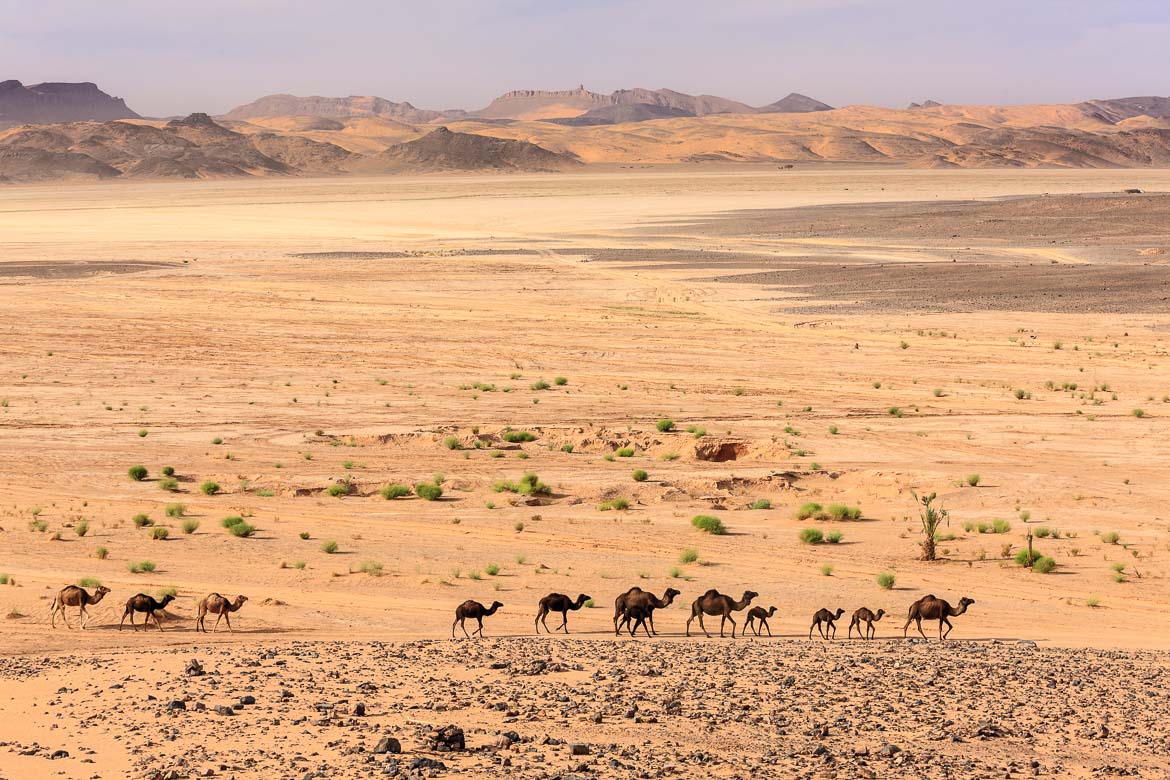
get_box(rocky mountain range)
[0,80,138,127]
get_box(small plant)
[1132,408,1146,418]
[485,563,501,576]
[228,522,255,538]
[163,503,185,518]
[181,518,199,534]
[661,452,679,461]
[913,491,948,561]
[616,446,635,457]
[442,435,461,450]
[293,560,306,569]
[132,513,153,528]
[128,465,148,481]
[887,406,903,417]
[691,515,726,534]
[679,547,699,564]
[75,519,89,537]
[554,376,568,386]
[599,498,631,511]
[161,466,175,477]
[820,564,833,576]
[560,443,574,453]
[965,473,981,487]
[128,560,156,574]
[299,531,311,540]
[1032,556,1057,574]
[221,515,244,529]
[1034,526,1052,539]
[1101,531,1121,545]
[827,504,862,521]
[876,572,896,590]
[513,521,525,532]
[358,560,383,576]
[796,502,823,520]
[380,483,411,500]
[799,527,824,544]
[320,540,339,554]
[200,481,221,496]
[530,379,550,391]
[502,430,537,443]
[415,482,443,501]
[158,477,179,492]
[1014,388,1031,400]
[325,482,351,498]
[992,518,1012,534]
[150,527,169,541]
[656,419,675,432]
[95,547,108,560]
[76,576,101,588]
[748,498,771,510]
[212,437,223,445]
[632,469,648,482]
[1014,548,1043,567]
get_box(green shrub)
[748,499,771,510]
[228,522,255,538]
[165,503,186,518]
[615,446,635,457]
[799,528,824,544]
[876,572,896,590]
[75,520,89,537]
[656,419,675,432]
[825,530,843,543]
[502,430,536,443]
[1034,526,1052,539]
[1101,531,1121,545]
[325,482,351,497]
[530,380,550,391]
[887,406,903,417]
[180,518,199,534]
[200,481,220,496]
[221,515,244,529]
[212,437,223,445]
[380,483,411,500]
[442,435,461,450]
[320,540,339,554]
[150,527,169,540]
[679,547,699,564]
[132,513,152,528]
[661,452,679,461]
[128,560,156,574]
[1032,556,1057,574]
[128,465,148,481]
[161,466,175,477]
[796,502,823,520]
[827,503,862,521]
[77,576,101,588]
[158,477,179,492]
[1014,388,1031,400]
[415,482,443,501]
[561,443,574,453]
[820,564,833,576]
[691,515,726,534]
[554,376,568,386]
[94,547,108,560]
[299,531,310,540]
[965,473,981,487]
[1132,408,1145,418]
[992,519,1012,534]
[513,521,525,532]
[599,498,630,511]
[1014,548,1043,567]
[632,469,648,482]
[358,560,383,576]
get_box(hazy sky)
[3,0,1167,116]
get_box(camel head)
[95,586,111,597]
[833,608,845,619]
[959,597,975,608]
[234,595,249,606]
[664,588,681,600]
[159,594,176,608]
[742,590,759,603]
[576,594,592,606]
[766,606,778,617]
[875,609,886,620]
[490,601,504,610]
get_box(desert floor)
[1,165,1169,778]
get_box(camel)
[119,593,175,631]
[535,593,591,634]
[685,589,758,638]
[195,593,248,633]
[848,607,885,640]
[903,594,975,640]
[50,584,111,629]
[809,607,845,640]
[614,587,680,636]
[744,605,778,637]
[452,599,503,639]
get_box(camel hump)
[701,588,720,597]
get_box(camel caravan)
[48,582,975,641]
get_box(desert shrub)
[128,560,156,573]
[691,515,726,534]
[502,430,536,443]
[992,519,1012,534]
[495,472,550,496]
[616,446,635,457]
[180,518,199,534]
[161,466,175,477]
[513,521,525,532]
[1101,531,1121,545]
[599,498,630,511]
[679,547,699,564]
[1132,408,1145,418]
[887,406,903,417]
[150,527,169,540]
[554,376,568,386]
[799,527,824,544]
[485,563,500,576]
[827,503,862,521]
[656,419,675,432]
[221,515,244,529]
[749,499,771,510]
[1014,548,1043,567]
[358,560,383,576]
[165,503,186,518]
[75,520,89,537]
[320,540,339,554]
[132,513,152,528]
[796,502,823,520]
[380,483,411,500]
[326,482,351,497]
[529,379,550,391]
[95,547,108,560]
[228,522,255,538]
[1014,388,1031,400]
[0,574,8,585]
[200,481,220,496]
[1032,556,1057,574]
[212,437,223,445]
[442,435,461,450]
[28,519,47,533]
[128,465,148,481]
[820,564,833,576]
[299,531,310,540]
[876,572,896,590]
[825,530,843,543]
[1034,526,1052,539]
[415,482,443,501]
[965,473,981,487]
[561,443,574,453]
[632,469,648,482]
[661,452,679,461]
[77,576,101,588]
[158,477,179,492]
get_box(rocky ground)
[3,638,1168,780]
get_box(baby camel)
[535,593,591,634]
[848,607,885,640]
[452,599,503,639]
[120,593,175,631]
[809,607,845,640]
[614,587,681,636]
[51,584,111,629]
[744,605,778,637]
[195,593,248,633]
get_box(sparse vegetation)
[965,473,981,487]
[380,483,411,500]
[127,560,156,574]
[632,469,648,482]
[876,572,896,590]
[75,520,89,537]
[615,446,635,457]
[502,430,536,443]
[95,547,108,560]
[749,498,771,510]
[150,527,169,540]
[656,419,675,432]
[913,491,948,561]
[415,481,443,501]
[320,540,339,554]
[820,564,833,576]
[128,465,148,481]
[827,503,862,521]
[679,547,699,564]
[799,528,824,544]
[825,530,843,543]
[228,521,255,538]
[494,472,550,496]
[599,498,631,511]
[181,518,199,534]
[158,477,179,492]
[796,502,823,520]
[691,514,726,534]
[132,513,152,528]
[442,435,461,450]
[1101,531,1121,545]
[200,481,220,496]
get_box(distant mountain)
[474,85,757,120]
[351,126,581,173]
[1080,96,1170,122]
[545,103,692,126]
[222,93,465,124]
[0,80,139,127]
[757,93,833,114]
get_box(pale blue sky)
[2,0,1167,116]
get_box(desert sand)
[1,166,1169,778]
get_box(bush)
[299,531,310,540]
[825,530,843,543]
[876,572,896,590]
[415,482,443,501]
[799,528,824,544]
[796,502,823,520]
[158,477,179,492]
[691,515,726,535]
[1014,388,1031,400]
[380,483,411,500]
[992,519,1012,534]
[561,443,574,453]
[78,576,101,588]
[150,527,169,540]
[132,513,152,528]
[965,473,981,487]
[221,516,244,529]
[748,498,771,510]
[615,446,635,458]
[554,376,568,386]
[1034,526,1052,539]
[128,560,156,574]
[128,465,148,481]
[632,469,648,482]
[599,498,630,511]
[228,522,255,538]
[656,419,675,433]
[1101,531,1121,545]
[442,435,461,450]
[484,562,501,576]
[1014,548,1043,567]
[320,540,339,554]
[326,482,352,498]
[358,560,383,576]
[75,520,89,537]
[1132,408,1145,418]
[95,547,108,560]
[530,379,551,391]
[494,472,550,496]
[165,503,186,518]
[1033,556,1057,574]
[887,406,903,417]
[820,564,833,576]
[161,466,175,477]
[200,481,220,496]
[502,430,536,443]
[181,518,199,534]
[679,547,699,564]
[827,503,862,521]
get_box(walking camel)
[50,584,111,629]
[535,593,591,634]
[452,599,503,639]
[119,593,175,631]
[195,593,248,633]
[613,587,680,636]
[848,607,885,640]
[743,605,778,637]
[686,589,758,638]
[902,594,975,640]
[809,607,845,640]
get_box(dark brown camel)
[614,587,680,636]
[848,607,885,640]
[119,593,175,631]
[902,594,975,640]
[685,589,758,638]
[744,605,778,637]
[50,584,111,629]
[809,607,845,640]
[195,593,248,633]
[452,599,503,638]
[535,593,591,634]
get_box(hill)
[758,92,834,114]
[473,85,758,120]
[350,126,581,173]
[0,80,139,127]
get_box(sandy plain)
[1,165,1169,779]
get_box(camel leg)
[541,613,552,634]
[154,611,165,631]
[698,612,710,638]
[557,612,569,634]
[809,620,815,640]
[765,619,773,638]
[685,614,694,637]
[120,610,129,631]
[535,611,543,634]
[79,605,89,630]
[914,616,927,640]
[727,615,737,638]
[475,617,484,638]
[830,621,837,640]
[902,617,912,638]
[212,612,224,632]
[940,617,952,640]
[648,612,658,636]
[223,611,234,633]
[60,607,72,630]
